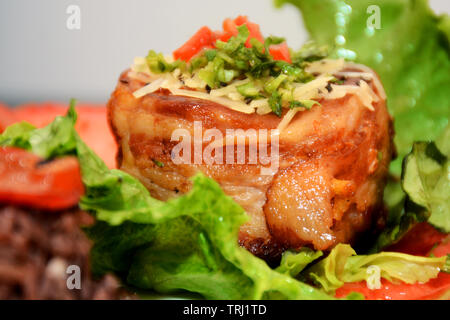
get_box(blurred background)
[0,0,449,106]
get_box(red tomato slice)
[173,26,215,62]
[75,106,118,169]
[430,238,450,257]
[269,42,292,63]
[0,147,84,210]
[335,223,450,300]
[0,103,17,133]
[14,103,68,128]
[335,273,450,300]
[387,222,447,256]
[13,103,117,169]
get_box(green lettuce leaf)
[0,99,78,159]
[306,244,446,293]
[444,255,450,273]
[0,121,36,150]
[370,126,450,251]
[401,129,450,232]
[275,0,450,175]
[275,248,323,277]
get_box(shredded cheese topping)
[293,76,334,100]
[366,265,382,290]
[306,58,345,75]
[170,88,255,114]
[277,108,302,132]
[128,57,383,130]
[345,62,386,100]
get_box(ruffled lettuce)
[304,244,445,293]
[402,129,450,232]
[0,101,77,159]
[275,248,323,277]
[371,126,449,251]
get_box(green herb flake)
[269,91,283,117]
[236,82,260,98]
[289,100,320,110]
[264,74,288,94]
[152,159,165,168]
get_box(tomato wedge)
[233,15,248,26]
[335,273,450,300]
[430,237,450,257]
[386,222,447,256]
[243,21,264,47]
[13,103,117,169]
[0,103,17,133]
[14,103,68,128]
[219,16,264,48]
[174,16,267,62]
[269,42,292,63]
[0,147,84,210]
[222,18,239,39]
[173,26,215,62]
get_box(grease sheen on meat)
[107,69,394,260]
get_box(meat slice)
[107,69,394,260]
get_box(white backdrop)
[0,0,448,106]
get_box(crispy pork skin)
[107,70,393,260]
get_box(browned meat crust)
[107,69,394,259]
